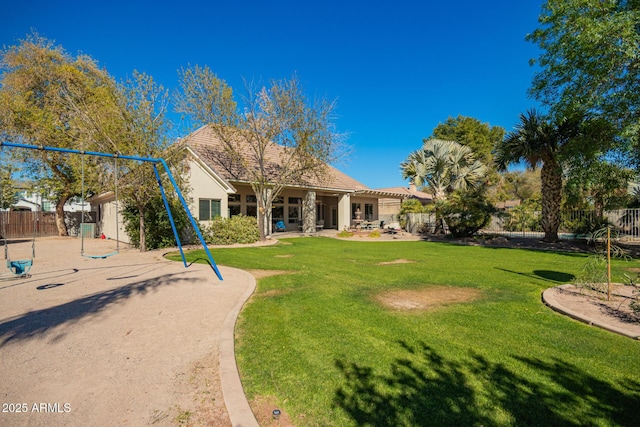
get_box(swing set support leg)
[156,160,223,281]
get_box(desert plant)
[575,226,629,300]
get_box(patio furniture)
[274,220,287,232]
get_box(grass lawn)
[175,238,640,426]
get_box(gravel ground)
[0,236,251,426]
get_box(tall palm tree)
[494,109,602,243]
[400,139,487,201]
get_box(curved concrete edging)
[219,267,260,427]
[542,284,640,340]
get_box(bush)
[439,191,495,238]
[563,214,612,236]
[503,205,542,232]
[201,215,260,245]
[123,195,192,250]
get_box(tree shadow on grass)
[495,267,575,284]
[334,341,639,426]
[0,271,205,347]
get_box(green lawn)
[175,238,640,426]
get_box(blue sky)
[2,0,543,189]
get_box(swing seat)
[82,251,119,260]
[7,259,33,276]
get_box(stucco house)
[92,125,406,242]
[184,125,406,233]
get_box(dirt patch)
[247,269,293,279]
[250,396,295,427]
[377,259,415,265]
[375,286,483,311]
[274,254,294,258]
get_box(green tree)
[176,66,344,240]
[527,0,640,149]
[431,115,505,165]
[495,170,541,202]
[400,139,487,201]
[0,163,18,209]
[0,33,117,235]
[494,109,610,242]
[564,159,633,215]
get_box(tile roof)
[183,125,372,193]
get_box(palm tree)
[400,139,487,201]
[494,109,604,243]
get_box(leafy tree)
[400,139,487,201]
[0,163,18,209]
[495,170,541,202]
[0,33,117,235]
[114,72,177,252]
[176,66,344,240]
[494,109,611,242]
[431,115,505,165]
[527,0,640,152]
[564,158,634,215]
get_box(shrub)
[368,229,381,238]
[202,215,260,245]
[563,214,612,237]
[439,191,495,238]
[503,204,542,232]
[337,229,353,238]
[123,195,192,250]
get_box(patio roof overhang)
[353,189,407,199]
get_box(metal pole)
[152,163,187,268]
[157,159,223,280]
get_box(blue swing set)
[0,141,223,281]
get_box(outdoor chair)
[274,220,287,232]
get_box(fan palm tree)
[494,109,604,243]
[400,139,487,201]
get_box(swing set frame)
[0,141,223,281]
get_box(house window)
[351,203,362,219]
[199,199,221,220]
[288,197,302,224]
[272,196,284,223]
[288,206,300,224]
[228,194,241,216]
[364,203,374,220]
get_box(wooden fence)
[0,211,59,238]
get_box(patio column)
[337,193,351,231]
[302,191,316,233]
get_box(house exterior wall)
[97,199,127,243]
[187,160,231,224]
